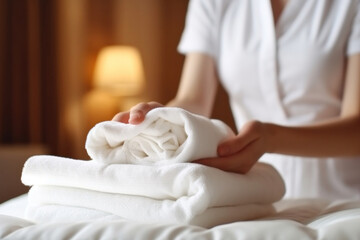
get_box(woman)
[113,0,360,200]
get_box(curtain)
[0,0,58,152]
[0,0,119,159]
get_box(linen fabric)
[2,196,360,239]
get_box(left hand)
[193,121,271,174]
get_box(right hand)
[112,101,164,124]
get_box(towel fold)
[85,107,235,165]
[26,188,275,228]
[22,156,285,227]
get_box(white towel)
[26,188,275,228]
[85,107,235,165]
[25,203,121,223]
[22,156,285,227]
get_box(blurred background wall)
[0,0,235,202]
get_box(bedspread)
[0,195,360,240]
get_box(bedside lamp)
[93,46,145,97]
[83,46,144,134]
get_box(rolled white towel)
[85,107,235,165]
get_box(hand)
[193,121,271,174]
[112,102,164,124]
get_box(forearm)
[266,115,360,157]
[166,98,212,117]
[164,53,218,118]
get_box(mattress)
[0,194,359,240]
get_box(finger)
[112,112,130,123]
[218,121,261,157]
[230,140,263,173]
[218,134,256,157]
[195,140,263,174]
[193,157,240,173]
[128,103,148,124]
[129,102,163,124]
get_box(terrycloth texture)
[22,156,285,227]
[25,204,121,223]
[26,187,275,228]
[85,107,235,165]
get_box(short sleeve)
[177,0,218,58]
[347,1,360,55]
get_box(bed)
[0,194,360,240]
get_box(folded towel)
[85,107,235,165]
[22,155,285,227]
[26,187,275,228]
[25,203,121,223]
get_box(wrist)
[263,122,279,154]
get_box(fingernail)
[132,113,140,119]
[129,113,141,123]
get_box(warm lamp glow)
[93,46,145,96]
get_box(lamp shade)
[93,46,145,96]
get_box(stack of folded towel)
[22,107,285,228]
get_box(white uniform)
[178,0,360,200]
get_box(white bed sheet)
[0,195,360,240]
